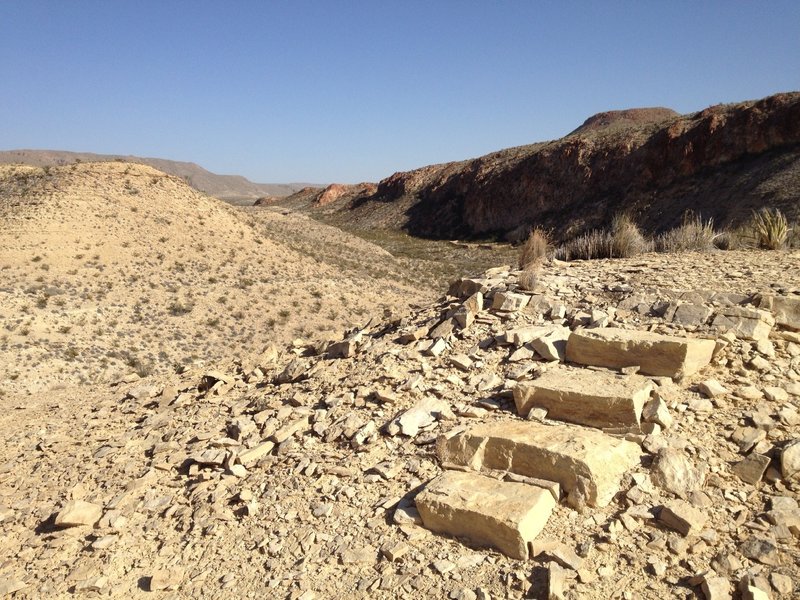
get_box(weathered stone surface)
[237,440,275,466]
[761,294,800,330]
[491,291,530,312]
[698,379,728,398]
[454,292,483,329]
[503,325,553,347]
[54,500,102,528]
[530,327,571,362]
[651,448,706,497]
[416,470,555,560]
[658,500,707,536]
[780,438,800,479]
[150,569,184,591]
[731,453,770,485]
[397,397,453,437]
[672,304,713,326]
[513,368,653,428]
[701,575,731,600]
[712,307,775,340]
[327,331,362,358]
[566,328,715,378]
[436,421,640,507]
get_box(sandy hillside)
[0,162,433,397]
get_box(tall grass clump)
[655,212,718,253]
[745,207,791,250]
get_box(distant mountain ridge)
[279,91,800,241]
[0,149,317,203]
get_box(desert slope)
[0,150,312,202]
[0,162,432,396]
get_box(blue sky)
[2,1,798,183]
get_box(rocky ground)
[1,248,798,599]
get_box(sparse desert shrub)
[745,207,791,250]
[518,228,551,269]
[167,301,193,316]
[610,214,648,258]
[655,212,718,253]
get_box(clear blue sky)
[2,1,798,183]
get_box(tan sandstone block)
[513,367,653,428]
[416,470,555,559]
[566,328,715,378]
[436,421,640,507]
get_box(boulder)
[436,421,640,507]
[566,328,715,378]
[416,470,555,560]
[513,368,653,428]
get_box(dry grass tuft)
[655,212,718,253]
[611,214,649,257]
[518,228,551,269]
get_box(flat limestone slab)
[513,368,653,428]
[415,470,555,559]
[436,421,641,507]
[566,328,715,378]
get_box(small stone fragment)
[658,500,707,536]
[701,575,731,600]
[149,569,184,591]
[780,438,800,479]
[731,453,770,485]
[698,379,728,398]
[54,500,103,528]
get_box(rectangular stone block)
[566,328,715,378]
[436,421,641,508]
[513,368,653,428]
[415,470,555,559]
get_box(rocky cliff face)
[321,92,800,241]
